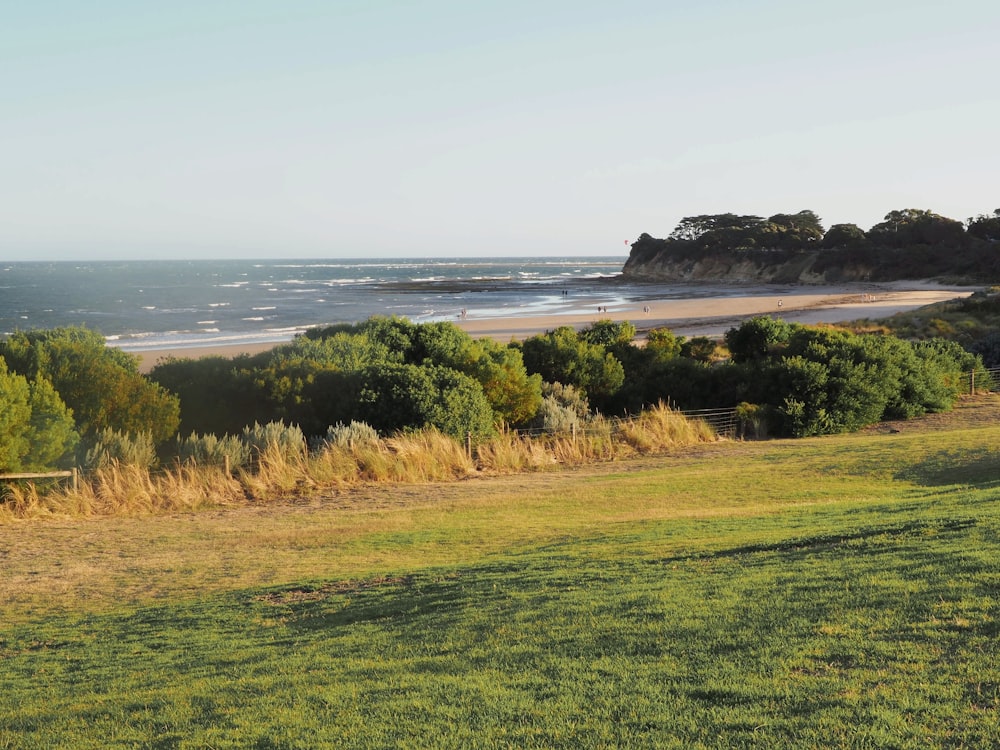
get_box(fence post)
[224,455,231,476]
[466,431,472,460]
[72,467,78,492]
[572,421,577,446]
[970,370,976,396]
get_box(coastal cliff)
[621,208,1000,284]
[621,236,875,284]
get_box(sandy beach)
[134,282,976,372]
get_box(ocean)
[0,257,637,352]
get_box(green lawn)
[3,399,1000,748]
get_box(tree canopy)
[0,328,180,445]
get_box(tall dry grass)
[474,428,556,474]
[0,406,717,521]
[616,402,716,452]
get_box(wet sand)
[134,281,976,372]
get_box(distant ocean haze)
[0,257,634,351]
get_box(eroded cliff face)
[621,249,875,284]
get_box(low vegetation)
[0,403,714,521]
[845,287,1000,366]
[0,311,988,521]
[3,396,1000,747]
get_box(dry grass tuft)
[475,429,555,474]
[1,409,717,521]
[617,402,716,453]
[382,429,474,482]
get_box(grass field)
[3,397,1000,748]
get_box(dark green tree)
[868,209,965,248]
[967,210,1000,242]
[355,363,495,439]
[0,328,179,444]
[766,210,825,249]
[725,317,794,363]
[518,326,625,402]
[821,223,868,249]
[0,360,78,471]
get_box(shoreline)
[133,281,977,372]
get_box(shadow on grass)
[896,447,1000,487]
[255,560,536,634]
[652,517,978,564]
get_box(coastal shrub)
[533,395,582,434]
[316,421,380,452]
[176,432,251,470]
[465,341,542,426]
[160,320,538,438]
[680,336,721,363]
[0,327,180,443]
[725,316,793,363]
[580,319,637,351]
[735,402,768,439]
[241,421,307,463]
[148,355,261,437]
[718,321,983,436]
[23,377,80,470]
[0,363,79,472]
[518,326,625,402]
[970,332,1000,369]
[0,363,32,473]
[81,429,157,471]
[348,318,542,426]
[645,327,684,360]
[269,331,397,370]
[527,382,590,433]
[355,363,496,439]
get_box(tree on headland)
[867,209,966,248]
[663,210,824,253]
[766,210,825,249]
[821,223,868,249]
[967,210,1000,242]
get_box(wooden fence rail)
[0,469,78,491]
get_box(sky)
[2,0,998,260]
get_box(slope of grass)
[3,396,1000,748]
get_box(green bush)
[519,326,625,402]
[0,361,78,472]
[725,316,792,363]
[1,327,180,443]
[356,363,496,439]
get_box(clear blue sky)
[3,0,997,260]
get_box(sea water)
[0,257,638,351]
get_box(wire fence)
[487,366,998,448]
[968,366,1000,395]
